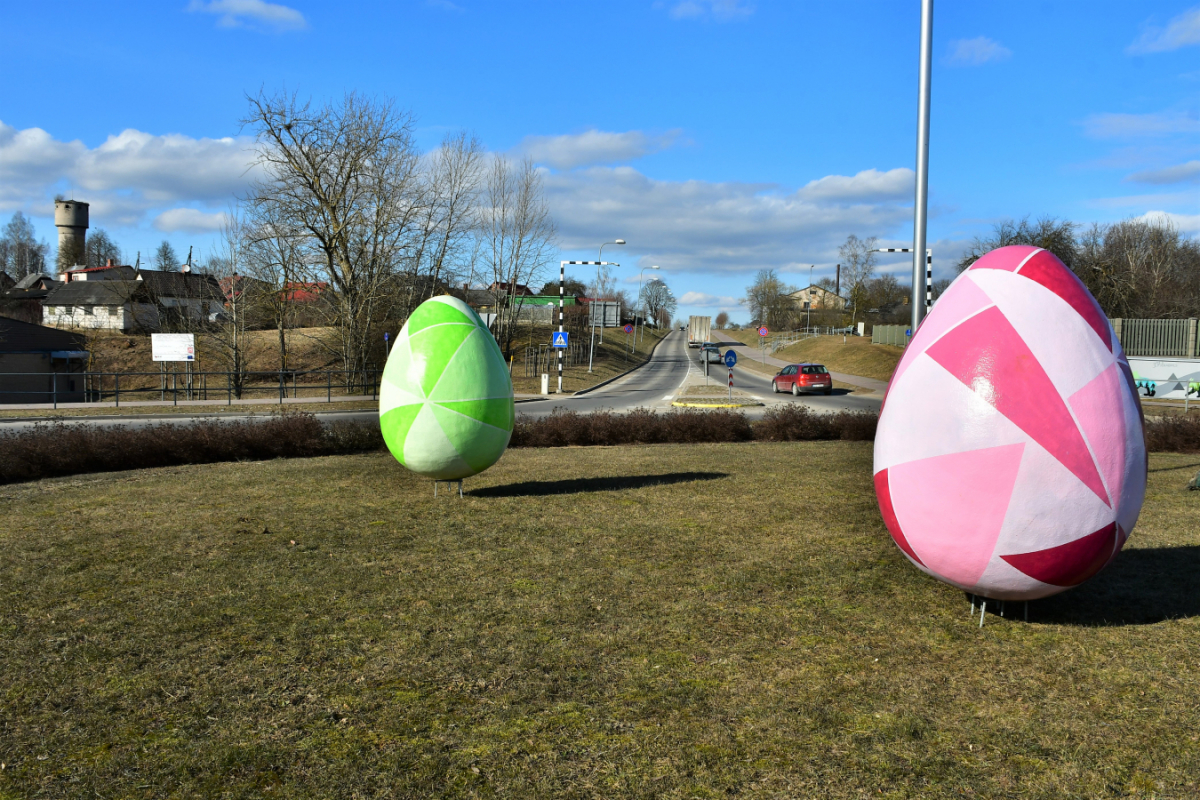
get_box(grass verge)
[718,330,903,383]
[1,444,1198,798]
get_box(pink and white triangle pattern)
[873,246,1147,601]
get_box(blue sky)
[2,0,1198,322]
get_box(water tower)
[55,199,89,269]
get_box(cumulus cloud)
[0,119,258,225]
[1083,110,1200,139]
[545,165,913,275]
[1126,160,1200,184]
[517,129,682,170]
[796,168,913,203]
[1127,7,1200,54]
[187,0,307,32]
[154,208,228,233]
[1137,210,1200,236]
[659,0,754,22]
[679,291,742,307]
[946,36,1012,66]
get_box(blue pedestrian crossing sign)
[724,350,738,368]
[551,331,569,348]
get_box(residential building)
[786,285,849,311]
[42,281,159,331]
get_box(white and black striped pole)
[559,260,619,393]
[875,248,933,310]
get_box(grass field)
[719,330,904,383]
[2,444,1199,798]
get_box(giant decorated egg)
[380,295,514,480]
[874,246,1146,601]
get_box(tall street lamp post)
[911,0,934,332]
[636,265,660,347]
[589,239,625,373]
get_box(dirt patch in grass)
[1,444,1198,797]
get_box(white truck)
[687,315,711,348]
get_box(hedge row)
[2,406,1196,485]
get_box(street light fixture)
[636,265,660,346]
[589,239,625,372]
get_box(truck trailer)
[687,315,711,348]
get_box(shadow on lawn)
[470,471,728,497]
[1033,545,1200,626]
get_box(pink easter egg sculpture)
[874,246,1146,601]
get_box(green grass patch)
[1,445,1199,797]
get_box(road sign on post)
[623,324,633,334]
[552,331,569,348]
[758,326,768,337]
[724,350,737,368]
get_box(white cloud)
[545,165,913,275]
[1127,7,1200,54]
[946,36,1011,66]
[154,208,228,233]
[1126,160,1200,184]
[796,168,913,203]
[517,129,682,170]
[187,0,307,32]
[1136,210,1200,236]
[679,291,741,307]
[1083,110,1200,139]
[659,0,754,22]
[0,119,258,225]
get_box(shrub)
[0,412,382,485]
[1143,414,1200,454]
[509,408,754,448]
[754,404,877,442]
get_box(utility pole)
[912,0,934,332]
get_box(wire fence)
[0,369,385,409]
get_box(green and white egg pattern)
[379,296,514,480]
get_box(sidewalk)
[723,343,890,394]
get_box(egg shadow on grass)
[468,471,728,498]
[1030,546,1200,626]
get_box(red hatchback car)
[772,363,833,395]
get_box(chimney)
[106,258,114,267]
[463,283,469,292]
[835,264,840,297]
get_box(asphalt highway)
[0,330,881,432]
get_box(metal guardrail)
[0,370,384,409]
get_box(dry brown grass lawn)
[718,330,903,383]
[508,325,667,395]
[1,444,1198,798]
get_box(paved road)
[0,331,881,432]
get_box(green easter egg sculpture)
[379,296,514,480]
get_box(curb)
[671,401,763,409]
[570,332,670,397]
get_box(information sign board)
[151,333,195,362]
[551,331,569,348]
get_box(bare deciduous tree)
[743,268,792,329]
[478,155,556,355]
[956,216,1078,272]
[0,212,49,279]
[402,131,485,314]
[244,90,423,389]
[714,311,729,329]
[641,278,677,326]
[84,229,123,268]
[838,234,879,325]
